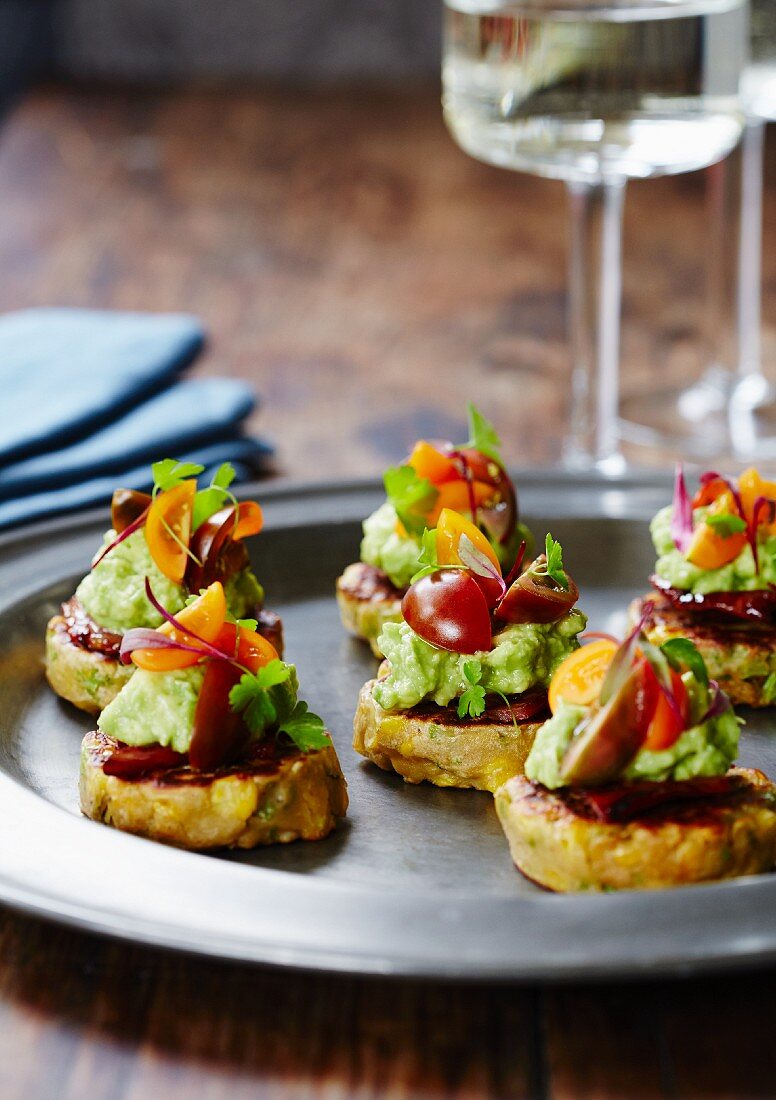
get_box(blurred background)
[0,0,771,489]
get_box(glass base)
[618,367,776,465]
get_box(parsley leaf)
[541,533,569,591]
[457,659,487,719]
[411,528,441,584]
[763,672,776,705]
[152,458,205,495]
[191,462,238,532]
[464,403,503,464]
[236,617,259,632]
[228,659,328,751]
[661,638,709,688]
[705,512,747,537]
[278,701,330,751]
[384,465,438,537]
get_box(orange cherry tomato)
[548,639,618,714]
[232,500,264,541]
[215,621,278,673]
[427,479,494,526]
[436,508,501,573]
[145,481,197,584]
[132,581,228,671]
[643,671,689,752]
[685,491,748,571]
[738,467,776,535]
[407,441,459,485]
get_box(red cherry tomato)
[402,569,492,653]
[643,670,689,752]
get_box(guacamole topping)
[361,503,423,590]
[373,609,586,711]
[98,665,205,753]
[525,700,740,790]
[651,505,776,593]
[76,528,265,633]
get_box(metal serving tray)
[0,472,775,981]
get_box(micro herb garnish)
[228,658,330,752]
[660,637,709,688]
[151,459,205,496]
[191,462,239,532]
[411,528,446,584]
[705,512,747,537]
[763,672,776,706]
[457,659,486,719]
[464,402,503,465]
[383,465,438,538]
[531,533,569,591]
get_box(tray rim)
[3,468,776,984]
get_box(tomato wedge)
[132,581,228,671]
[692,477,728,509]
[642,671,689,752]
[407,441,459,485]
[145,481,197,584]
[685,491,747,570]
[739,467,776,534]
[427,479,494,526]
[215,621,278,673]
[232,500,264,541]
[436,508,501,573]
[548,639,618,714]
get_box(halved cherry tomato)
[402,569,492,653]
[215,621,278,673]
[145,481,197,584]
[739,467,776,535]
[685,490,748,570]
[407,440,460,485]
[548,639,618,714]
[436,508,501,573]
[643,671,689,752]
[232,500,264,540]
[427,479,494,526]
[132,581,228,671]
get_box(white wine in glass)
[443,0,747,468]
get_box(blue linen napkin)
[0,378,259,501]
[0,438,271,531]
[0,309,206,463]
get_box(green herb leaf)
[660,638,709,688]
[411,528,441,584]
[464,403,503,464]
[191,462,239,532]
[236,617,259,632]
[229,659,292,734]
[542,533,569,591]
[278,701,330,751]
[151,458,204,495]
[457,659,486,719]
[705,512,747,537]
[384,465,438,538]
[763,672,776,705]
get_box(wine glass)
[442,0,747,471]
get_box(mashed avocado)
[374,609,586,711]
[525,700,740,789]
[76,528,265,633]
[360,503,422,590]
[651,505,776,593]
[98,665,205,753]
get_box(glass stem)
[738,115,766,384]
[564,178,626,470]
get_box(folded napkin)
[0,308,274,531]
[0,309,205,463]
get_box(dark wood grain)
[0,84,775,1099]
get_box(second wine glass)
[442,0,747,470]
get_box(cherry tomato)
[548,639,618,714]
[132,581,228,671]
[427,479,495,526]
[214,621,278,673]
[145,481,197,584]
[406,440,460,485]
[739,467,776,534]
[111,489,151,534]
[643,670,689,752]
[189,659,247,771]
[496,555,579,625]
[436,508,501,573]
[402,569,492,653]
[685,491,747,570]
[232,500,263,540]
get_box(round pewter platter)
[1,471,776,982]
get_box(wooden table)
[0,84,775,1099]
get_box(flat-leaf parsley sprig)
[229,658,330,752]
